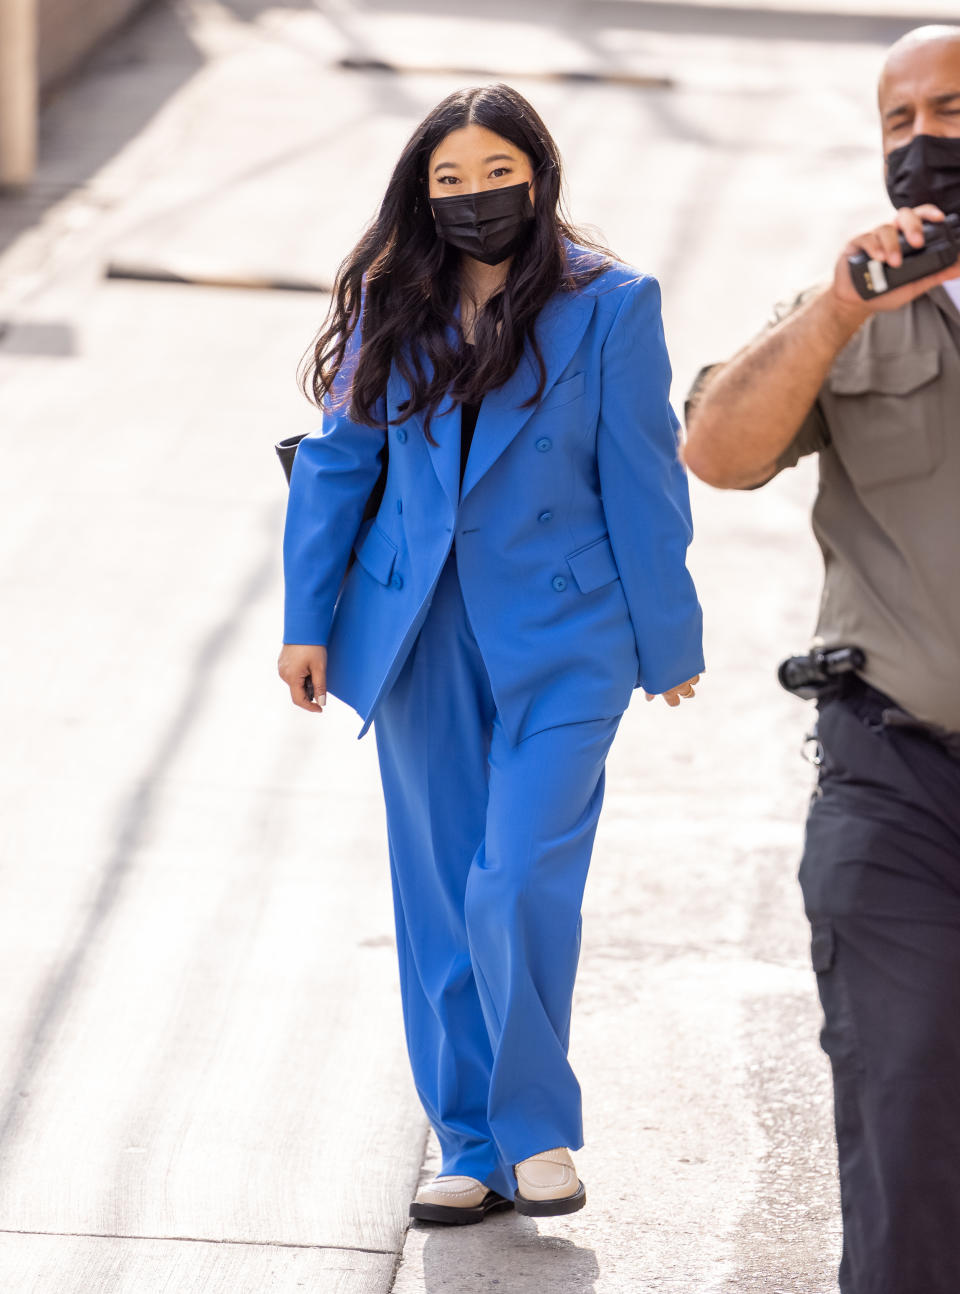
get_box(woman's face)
[427,124,535,202]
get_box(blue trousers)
[374,551,621,1200]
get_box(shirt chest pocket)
[826,348,944,489]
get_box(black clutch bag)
[275,432,388,521]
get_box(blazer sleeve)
[282,339,386,645]
[597,275,705,694]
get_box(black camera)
[848,212,960,300]
[778,645,866,701]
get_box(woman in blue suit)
[279,83,703,1224]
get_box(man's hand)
[278,644,328,713]
[645,674,701,707]
[831,204,960,320]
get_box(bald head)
[879,25,960,155]
[885,24,960,60]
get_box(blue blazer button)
[391,573,404,590]
[538,510,553,523]
[396,428,408,443]
[551,574,567,592]
[535,437,552,453]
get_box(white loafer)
[514,1147,586,1217]
[409,1174,513,1225]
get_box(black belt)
[833,674,960,761]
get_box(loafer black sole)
[513,1181,586,1217]
[409,1190,514,1226]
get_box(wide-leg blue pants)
[374,550,621,1201]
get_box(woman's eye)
[490,167,510,178]
[438,176,459,185]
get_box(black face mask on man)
[430,181,535,266]
[885,133,960,217]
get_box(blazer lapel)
[460,287,597,500]
[385,286,596,510]
[423,397,462,513]
[387,368,460,515]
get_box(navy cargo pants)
[799,678,960,1294]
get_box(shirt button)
[396,428,408,444]
[391,573,404,590]
[535,437,552,453]
[538,510,553,523]
[551,575,567,592]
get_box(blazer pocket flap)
[354,522,398,585]
[828,348,940,397]
[566,535,619,593]
[540,370,586,411]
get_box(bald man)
[684,26,960,1294]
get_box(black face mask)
[885,133,960,217]
[430,181,535,266]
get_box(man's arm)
[683,204,960,490]
[684,288,862,488]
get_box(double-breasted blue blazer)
[283,250,704,743]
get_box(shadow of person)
[419,1209,600,1292]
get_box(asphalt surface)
[0,0,934,1289]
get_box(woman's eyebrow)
[433,154,516,173]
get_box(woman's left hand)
[645,674,701,707]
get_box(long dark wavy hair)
[300,83,617,438]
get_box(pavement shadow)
[348,0,947,46]
[419,1212,600,1292]
[0,1,203,265]
[215,0,314,15]
[0,320,76,355]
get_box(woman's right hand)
[278,644,328,713]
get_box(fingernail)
[317,693,327,707]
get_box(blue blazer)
[283,253,704,742]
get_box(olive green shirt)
[695,285,960,733]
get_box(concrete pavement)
[0,0,932,1289]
